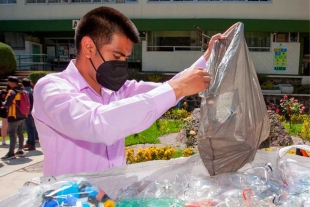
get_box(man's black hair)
[22,78,31,87]
[75,6,140,57]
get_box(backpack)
[15,90,31,116]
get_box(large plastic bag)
[198,22,270,176]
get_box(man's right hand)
[168,67,211,100]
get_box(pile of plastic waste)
[115,161,310,207]
[27,155,310,207]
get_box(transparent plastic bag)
[115,197,185,207]
[27,177,115,207]
[277,145,310,195]
[198,22,270,176]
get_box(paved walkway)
[0,142,44,201]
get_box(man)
[1,76,27,160]
[33,6,227,176]
[22,78,37,151]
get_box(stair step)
[0,70,42,90]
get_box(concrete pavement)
[0,141,44,201]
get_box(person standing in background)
[1,76,27,160]
[0,86,9,145]
[29,80,39,143]
[22,78,37,151]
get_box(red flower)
[276,108,280,114]
[284,95,288,100]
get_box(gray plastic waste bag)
[198,22,270,176]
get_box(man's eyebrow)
[113,51,131,58]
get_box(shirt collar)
[64,60,91,91]
[64,60,114,96]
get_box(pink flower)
[294,100,298,103]
[284,95,288,100]
[280,99,283,102]
[302,106,305,111]
[290,97,294,101]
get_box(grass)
[282,122,303,136]
[125,119,183,146]
[171,149,184,159]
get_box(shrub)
[293,84,310,94]
[0,42,17,78]
[257,73,268,85]
[128,70,148,81]
[147,73,163,82]
[182,116,199,148]
[260,80,274,90]
[126,146,177,164]
[164,107,189,120]
[126,146,197,164]
[300,120,310,144]
[29,71,54,84]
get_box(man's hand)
[168,23,239,100]
[168,67,211,99]
[203,23,239,61]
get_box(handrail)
[147,46,203,52]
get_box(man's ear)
[81,36,95,59]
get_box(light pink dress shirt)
[32,57,206,176]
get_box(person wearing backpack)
[0,86,9,145]
[22,78,37,151]
[1,76,28,160]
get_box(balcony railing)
[147,46,203,52]
[147,46,270,52]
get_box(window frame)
[0,0,17,4]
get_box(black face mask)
[89,49,129,92]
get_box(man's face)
[7,82,14,88]
[93,33,134,67]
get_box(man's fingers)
[201,70,210,76]
[203,76,211,84]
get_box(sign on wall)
[274,43,287,71]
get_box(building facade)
[0,0,309,77]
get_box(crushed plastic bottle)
[115,197,185,207]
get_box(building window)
[148,0,270,2]
[290,33,298,42]
[93,0,114,2]
[245,32,270,52]
[49,0,69,3]
[147,30,271,52]
[26,0,46,3]
[276,33,288,42]
[147,31,202,52]
[0,0,16,3]
[25,0,138,3]
[71,0,91,2]
[272,32,299,43]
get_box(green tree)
[0,42,17,78]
